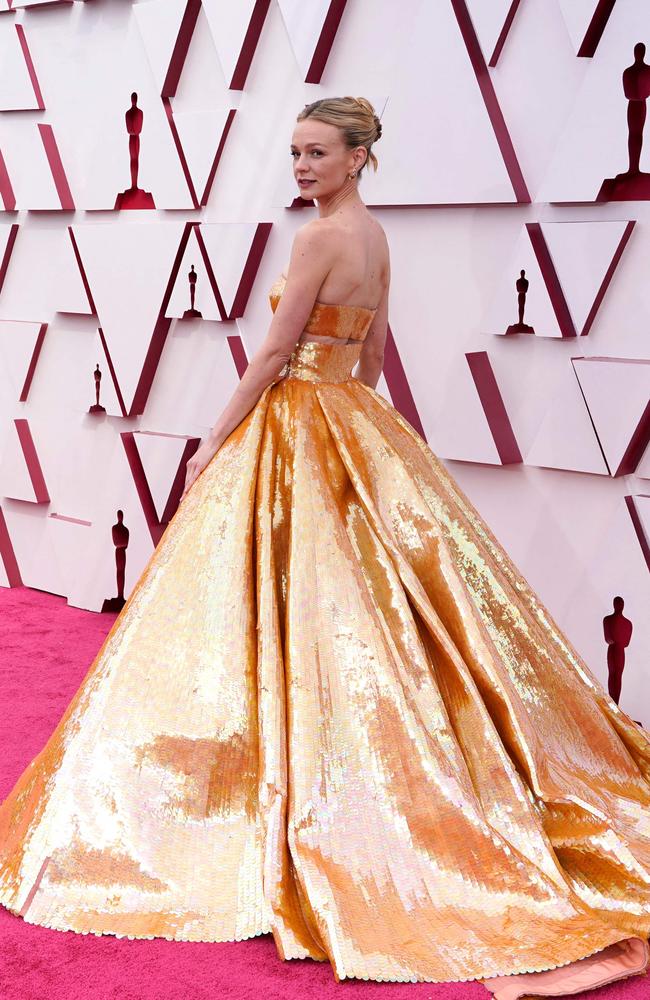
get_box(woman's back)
[308,215,388,311]
[284,217,388,307]
[284,214,390,345]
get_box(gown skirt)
[1,280,650,997]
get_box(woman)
[1,97,649,999]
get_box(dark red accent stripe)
[194,224,227,319]
[0,223,18,292]
[0,149,16,211]
[161,0,201,98]
[488,0,522,68]
[466,351,522,463]
[130,222,195,415]
[577,0,616,58]
[0,506,22,587]
[451,0,530,203]
[38,124,74,209]
[228,222,273,319]
[305,0,349,84]
[19,322,48,402]
[383,325,428,442]
[200,108,236,205]
[161,438,200,523]
[570,355,612,475]
[227,334,249,380]
[130,314,171,417]
[572,356,650,476]
[97,326,127,417]
[230,0,272,90]
[527,222,576,337]
[624,495,650,573]
[67,225,98,314]
[15,24,44,110]
[617,398,650,477]
[14,418,49,503]
[581,220,635,336]
[121,431,201,537]
[162,96,199,208]
[121,431,163,546]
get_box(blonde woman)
[1,97,649,999]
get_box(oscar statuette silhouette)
[114,92,155,210]
[88,362,106,414]
[504,269,535,334]
[101,510,129,613]
[603,596,643,727]
[182,264,203,319]
[598,42,650,200]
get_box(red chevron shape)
[120,430,201,546]
[451,0,530,203]
[464,0,523,69]
[163,101,236,209]
[528,220,634,338]
[69,222,195,417]
[192,221,272,320]
[573,356,650,477]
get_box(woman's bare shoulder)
[292,214,389,278]
[290,218,345,261]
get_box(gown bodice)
[268,274,377,384]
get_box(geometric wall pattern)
[1,0,649,721]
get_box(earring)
[349,171,357,179]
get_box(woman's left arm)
[180,221,335,501]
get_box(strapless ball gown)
[1,275,650,998]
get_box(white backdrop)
[0,0,649,722]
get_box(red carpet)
[0,585,646,999]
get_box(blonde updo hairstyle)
[296,96,382,180]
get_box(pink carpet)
[0,584,647,1000]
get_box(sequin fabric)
[1,277,650,990]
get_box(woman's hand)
[180,435,223,503]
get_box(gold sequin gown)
[1,275,650,995]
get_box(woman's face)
[290,119,365,198]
